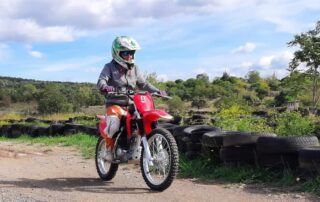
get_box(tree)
[266,73,280,91]
[288,21,320,110]
[191,97,207,109]
[167,96,185,114]
[247,71,261,84]
[196,73,209,83]
[280,71,312,106]
[38,84,73,114]
[17,83,37,102]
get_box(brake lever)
[151,93,172,99]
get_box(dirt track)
[0,142,319,202]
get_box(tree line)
[0,77,104,113]
[0,69,317,114]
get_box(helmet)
[112,36,141,69]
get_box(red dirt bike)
[95,89,179,191]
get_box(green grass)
[303,176,320,194]
[19,121,50,127]
[75,119,98,127]
[0,120,10,126]
[0,133,97,159]
[39,113,88,121]
[179,154,320,195]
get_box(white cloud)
[244,50,294,78]
[157,74,169,82]
[258,51,293,68]
[0,18,76,43]
[182,50,294,80]
[40,56,104,72]
[240,61,253,68]
[232,42,256,54]
[29,51,43,58]
[0,0,319,43]
[25,45,43,58]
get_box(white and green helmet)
[112,36,141,69]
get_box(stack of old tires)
[159,124,220,159]
[202,129,320,170]
[0,122,99,138]
[257,136,319,170]
[201,131,275,166]
[299,147,320,172]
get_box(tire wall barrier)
[159,123,320,172]
[0,118,99,138]
[2,119,320,172]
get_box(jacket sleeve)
[97,64,111,92]
[135,65,159,93]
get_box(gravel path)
[0,141,319,202]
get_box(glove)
[102,85,115,94]
[158,90,167,96]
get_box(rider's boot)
[104,137,115,161]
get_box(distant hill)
[0,76,95,88]
[0,76,104,114]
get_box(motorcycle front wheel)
[140,128,179,191]
[95,137,118,181]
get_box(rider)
[97,36,165,155]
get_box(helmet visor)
[120,50,135,58]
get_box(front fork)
[141,135,154,166]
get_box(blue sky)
[0,0,319,83]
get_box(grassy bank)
[179,154,320,196]
[0,133,97,159]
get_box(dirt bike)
[95,89,179,191]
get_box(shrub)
[274,112,315,136]
[167,96,185,114]
[215,105,272,132]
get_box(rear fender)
[143,110,173,135]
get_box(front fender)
[143,110,173,134]
[97,115,108,139]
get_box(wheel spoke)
[97,139,111,175]
[143,132,172,185]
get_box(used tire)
[183,125,220,142]
[29,126,40,137]
[186,142,202,152]
[8,124,22,138]
[257,153,299,169]
[49,124,65,136]
[173,126,189,152]
[223,131,277,147]
[299,147,320,171]
[201,130,227,148]
[158,123,179,134]
[185,151,200,160]
[37,126,49,137]
[220,146,257,165]
[172,125,189,138]
[257,136,319,154]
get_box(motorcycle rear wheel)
[95,137,118,181]
[140,128,179,191]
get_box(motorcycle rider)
[97,36,166,159]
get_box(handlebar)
[151,92,172,100]
[107,88,172,99]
